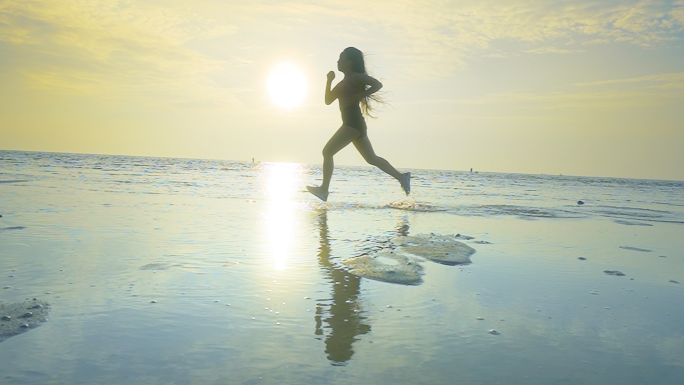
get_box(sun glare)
[267,63,307,108]
[263,162,304,270]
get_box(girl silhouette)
[307,47,410,202]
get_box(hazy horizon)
[2,0,683,180]
[3,148,683,182]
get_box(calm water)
[1,150,683,385]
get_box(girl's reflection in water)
[314,209,371,365]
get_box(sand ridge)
[0,299,50,343]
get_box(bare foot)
[400,172,411,195]
[307,185,329,202]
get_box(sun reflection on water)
[263,162,304,270]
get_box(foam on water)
[382,201,446,212]
[343,250,423,285]
[393,233,476,265]
[342,233,478,285]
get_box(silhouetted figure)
[314,209,371,365]
[307,47,410,202]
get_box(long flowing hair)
[343,47,386,118]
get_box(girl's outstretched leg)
[353,135,411,195]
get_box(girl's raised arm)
[325,71,338,105]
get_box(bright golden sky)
[2,0,683,180]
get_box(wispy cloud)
[477,89,684,110]
[525,46,586,54]
[574,72,684,86]
[247,0,684,77]
[482,51,521,59]
[401,83,684,112]
[1,0,683,103]
[0,0,239,106]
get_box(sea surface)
[1,150,683,385]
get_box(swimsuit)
[341,104,367,138]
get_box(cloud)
[482,52,521,58]
[582,38,612,45]
[242,0,684,78]
[1,0,683,103]
[669,4,684,24]
[0,0,239,106]
[483,89,683,110]
[401,81,684,112]
[525,46,586,54]
[574,72,684,86]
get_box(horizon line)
[1,148,682,183]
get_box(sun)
[267,63,307,108]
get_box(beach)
[1,150,683,384]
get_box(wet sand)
[1,152,683,384]
[0,299,50,343]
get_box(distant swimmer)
[307,47,410,202]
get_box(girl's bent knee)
[365,157,379,166]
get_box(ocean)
[1,150,683,384]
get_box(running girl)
[307,47,410,202]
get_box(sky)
[1,0,683,180]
